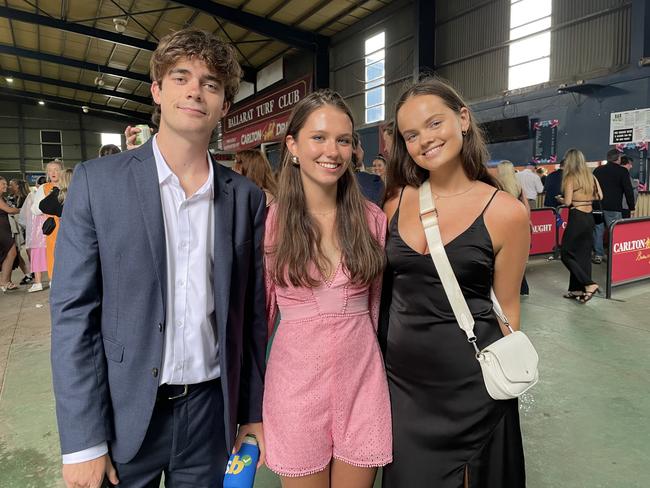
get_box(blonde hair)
[562,149,594,195]
[496,160,521,198]
[57,169,74,203]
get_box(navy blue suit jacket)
[355,171,385,206]
[50,140,267,463]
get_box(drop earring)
[462,130,468,137]
[291,155,300,166]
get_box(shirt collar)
[152,134,214,196]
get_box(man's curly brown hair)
[149,28,242,126]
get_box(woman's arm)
[0,199,19,214]
[594,178,603,200]
[40,189,63,217]
[486,193,530,333]
[31,185,46,215]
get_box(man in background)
[620,155,638,219]
[544,159,564,208]
[591,149,635,263]
[352,132,384,206]
[516,162,544,208]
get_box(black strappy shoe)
[578,286,600,303]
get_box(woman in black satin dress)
[380,79,530,487]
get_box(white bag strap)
[418,180,513,353]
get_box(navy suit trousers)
[109,379,228,488]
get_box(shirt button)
[152,368,159,378]
[180,241,188,248]
[178,280,184,287]
[176,320,183,327]
[158,323,163,332]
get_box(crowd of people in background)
[0,143,124,293]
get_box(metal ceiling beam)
[0,87,151,122]
[0,44,151,83]
[0,6,158,51]
[170,0,329,50]
[0,69,151,105]
[0,6,257,83]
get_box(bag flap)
[483,331,538,382]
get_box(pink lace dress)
[263,202,393,477]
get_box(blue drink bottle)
[223,434,259,488]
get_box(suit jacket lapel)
[213,159,233,348]
[130,141,167,313]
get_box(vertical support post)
[78,113,88,162]
[17,103,25,177]
[314,39,330,89]
[631,0,650,63]
[415,0,435,78]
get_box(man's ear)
[151,81,161,104]
[221,100,230,117]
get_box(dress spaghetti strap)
[481,189,500,215]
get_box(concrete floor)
[1,257,649,487]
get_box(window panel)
[365,105,384,124]
[365,60,385,82]
[365,77,384,90]
[100,133,122,148]
[510,0,551,29]
[510,16,551,40]
[365,86,384,108]
[365,32,385,56]
[509,32,550,66]
[365,49,385,66]
[508,57,550,90]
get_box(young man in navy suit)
[51,29,267,487]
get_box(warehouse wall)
[0,98,132,179]
[330,0,416,130]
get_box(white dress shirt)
[516,169,544,200]
[63,136,219,463]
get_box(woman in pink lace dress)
[263,90,392,487]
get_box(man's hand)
[124,125,154,151]
[62,454,119,488]
[233,422,265,468]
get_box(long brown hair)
[268,89,385,288]
[235,149,278,196]
[385,77,497,201]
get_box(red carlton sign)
[530,208,557,255]
[608,219,650,289]
[222,75,312,152]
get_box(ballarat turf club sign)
[222,75,312,152]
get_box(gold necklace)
[431,181,477,199]
[308,208,337,216]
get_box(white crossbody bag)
[419,180,539,400]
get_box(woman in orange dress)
[32,159,63,279]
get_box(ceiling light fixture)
[6,77,13,83]
[38,100,45,106]
[94,76,105,87]
[113,18,128,33]
[82,106,90,113]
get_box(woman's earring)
[291,155,300,166]
[462,130,468,137]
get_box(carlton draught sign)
[222,75,311,151]
[606,217,650,297]
[529,208,557,255]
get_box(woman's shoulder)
[484,185,529,226]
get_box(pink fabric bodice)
[265,202,387,337]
